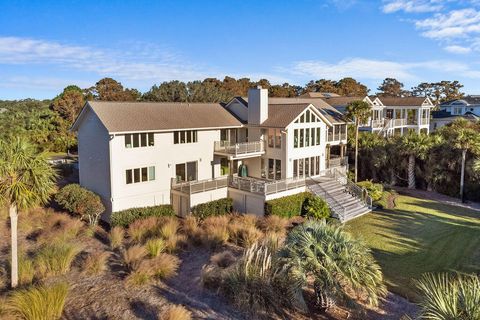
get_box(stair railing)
[331,168,373,210]
[306,178,347,221]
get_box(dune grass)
[346,195,480,301]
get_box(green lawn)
[345,195,480,301]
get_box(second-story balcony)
[327,132,347,142]
[214,140,265,160]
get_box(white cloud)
[444,44,472,53]
[286,57,480,81]
[0,36,211,83]
[382,0,444,13]
[415,8,480,39]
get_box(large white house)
[72,87,370,222]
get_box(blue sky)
[1,0,480,99]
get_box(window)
[175,161,198,182]
[294,129,298,148]
[174,130,198,144]
[454,107,463,115]
[125,166,155,184]
[268,128,275,148]
[275,129,281,148]
[305,158,310,177]
[293,159,298,177]
[125,133,154,148]
[300,114,305,123]
[305,128,310,146]
[293,156,320,178]
[310,128,315,146]
[305,110,311,123]
[268,158,281,180]
[300,129,304,147]
[316,128,321,145]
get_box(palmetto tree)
[414,273,480,320]
[0,138,57,288]
[440,119,480,202]
[278,220,386,310]
[399,131,433,189]
[346,100,372,183]
[358,132,387,181]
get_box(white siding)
[77,109,112,213]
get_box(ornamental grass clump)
[82,251,111,275]
[158,305,192,320]
[228,215,262,248]
[35,242,82,278]
[122,245,147,272]
[17,254,35,286]
[7,282,69,320]
[201,215,230,247]
[145,238,166,257]
[109,226,125,249]
[258,215,289,235]
[181,215,202,245]
[127,217,158,243]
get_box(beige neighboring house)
[72,87,371,223]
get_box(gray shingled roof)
[377,97,429,106]
[260,104,312,128]
[81,101,243,133]
[320,96,366,107]
[299,92,340,98]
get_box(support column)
[326,145,331,168]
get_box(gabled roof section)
[441,96,480,106]
[299,92,340,98]
[72,101,243,133]
[260,104,332,128]
[377,97,433,107]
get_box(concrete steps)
[308,177,371,222]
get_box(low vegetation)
[159,305,192,320]
[35,242,82,278]
[55,184,105,226]
[264,192,313,218]
[82,251,110,275]
[110,205,175,227]
[191,197,233,219]
[109,226,125,249]
[6,282,69,320]
[357,180,384,202]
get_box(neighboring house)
[431,110,479,131]
[72,87,370,222]
[321,96,434,136]
[299,92,340,98]
[439,96,480,117]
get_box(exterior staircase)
[307,172,372,222]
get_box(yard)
[346,194,480,301]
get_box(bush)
[182,215,202,245]
[304,196,330,219]
[122,245,147,272]
[7,282,69,320]
[127,217,158,243]
[145,253,180,279]
[55,184,105,226]
[111,205,175,228]
[258,215,289,234]
[145,238,166,257]
[201,216,230,247]
[35,243,82,278]
[159,305,192,320]
[82,252,110,275]
[109,226,125,249]
[191,198,233,219]
[228,215,262,248]
[357,180,384,202]
[264,192,312,218]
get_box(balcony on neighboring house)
[370,119,384,129]
[420,117,429,125]
[327,124,347,144]
[214,140,265,160]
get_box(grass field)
[346,195,480,301]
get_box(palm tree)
[414,273,480,320]
[278,220,386,310]
[0,138,57,288]
[346,100,372,183]
[399,131,433,189]
[358,132,387,181]
[440,119,480,202]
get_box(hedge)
[191,198,233,219]
[264,192,314,218]
[111,205,175,227]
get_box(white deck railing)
[327,156,348,169]
[171,177,228,195]
[327,133,347,142]
[228,176,306,196]
[214,141,265,157]
[371,119,384,128]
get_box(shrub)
[35,243,82,278]
[182,215,202,244]
[258,215,289,234]
[414,273,480,320]
[145,238,166,257]
[357,180,384,202]
[127,217,158,243]
[191,198,233,219]
[111,205,175,228]
[228,218,262,248]
[164,233,187,253]
[159,305,192,320]
[201,216,230,247]
[109,226,125,249]
[126,270,151,286]
[7,282,69,320]
[122,245,147,272]
[211,251,236,268]
[55,184,105,225]
[159,217,180,239]
[18,254,35,286]
[304,196,330,219]
[264,192,312,218]
[144,253,180,279]
[82,252,110,275]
